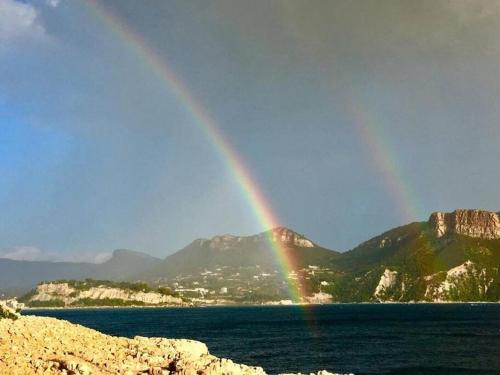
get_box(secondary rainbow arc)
[347,93,419,225]
[85,0,306,302]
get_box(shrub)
[70,298,146,307]
[28,299,65,308]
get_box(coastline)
[22,300,500,311]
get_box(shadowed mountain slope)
[144,227,339,281]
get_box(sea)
[25,304,500,375]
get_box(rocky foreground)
[0,313,342,375]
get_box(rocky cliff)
[266,227,316,248]
[28,281,183,307]
[0,315,340,374]
[203,227,316,250]
[429,209,500,239]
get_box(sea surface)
[26,304,500,375]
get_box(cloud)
[46,0,61,8]
[0,246,49,261]
[0,0,46,44]
[0,246,112,263]
[91,252,113,264]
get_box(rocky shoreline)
[0,311,344,375]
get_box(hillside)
[326,209,500,302]
[334,220,500,275]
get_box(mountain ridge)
[144,227,338,282]
[2,209,499,302]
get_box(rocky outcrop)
[424,261,497,302]
[268,227,315,248]
[373,269,399,301]
[0,316,341,374]
[30,282,183,306]
[0,315,266,374]
[429,209,500,239]
[305,292,333,304]
[206,227,316,250]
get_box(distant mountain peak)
[109,249,159,261]
[429,209,500,239]
[193,227,317,251]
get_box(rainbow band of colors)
[85,0,305,302]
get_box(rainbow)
[84,1,306,302]
[347,94,420,224]
[348,92,441,266]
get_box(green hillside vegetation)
[336,222,500,275]
[28,299,65,308]
[70,298,146,307]
[0,307,19,320]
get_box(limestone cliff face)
[206,227,315,250]
[268,227,315,248]
[31,282,183,306]
[429,209,500,239]
[373,269,399,301]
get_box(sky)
[1,0,500,262]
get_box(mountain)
[143,210,497,303]
[327,209,500,302]
[144,227,339,281]
[0,249,160,296]
[0,259,97,297]
[92,249,160,281]
[337,209,500,274]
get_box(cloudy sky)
[1,0,499,261]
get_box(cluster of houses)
[160,264,336,304]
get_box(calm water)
[26,304,500,375]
